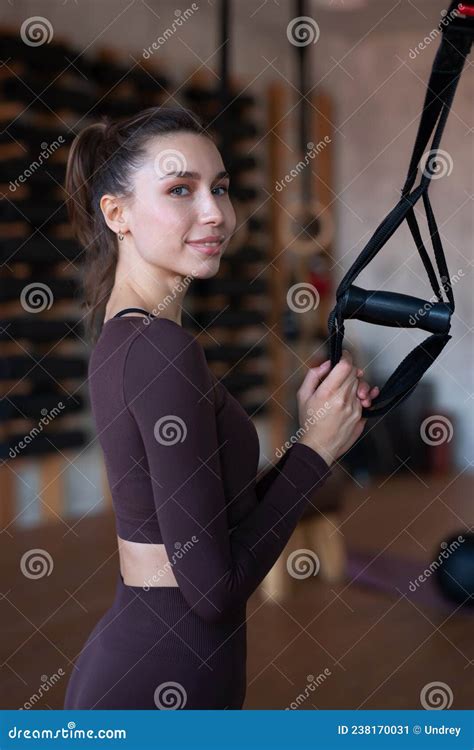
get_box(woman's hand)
[304,360,379,409]
[296,350,379,468]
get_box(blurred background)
[0,0,472,711]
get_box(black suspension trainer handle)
[340,286,452,335]
[326,2,473,419]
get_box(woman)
[63,105,378,710]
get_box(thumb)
[299,360,331,402]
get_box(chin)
[188,257,221,279]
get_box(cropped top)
[88,309,333,622]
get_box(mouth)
[186,238,225,256]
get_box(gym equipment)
[285,0,334,257]
[327,1,473,417]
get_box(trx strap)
[327,2,474,418]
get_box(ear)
[100,194,128,235]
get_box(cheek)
[225,201,237,229]
[136,198,188,240]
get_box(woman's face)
[123,131,236,279]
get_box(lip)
[186,239,224,256]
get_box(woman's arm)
[254,449,293,503]
[123,324,332,624]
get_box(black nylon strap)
[359,332,452,418]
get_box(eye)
[168,184,230,197]
[169,185,191,196]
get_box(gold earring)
[118,231,124,241]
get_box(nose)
[196,188,226,225]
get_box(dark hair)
[65,105,212,346]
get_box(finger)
[348,376,359,401]
[298,360,331,402]
[325,350,357,392]
[361,386,379,406]
[357,380,370,400]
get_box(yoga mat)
[346,548,473,617]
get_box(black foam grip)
[341,285,451,335]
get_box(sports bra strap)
[113,307,156,318]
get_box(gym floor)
[2,468,471,710]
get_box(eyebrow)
[159,170,230,181]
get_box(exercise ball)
[434,532,474,607]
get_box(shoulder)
[123,318,209,387]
